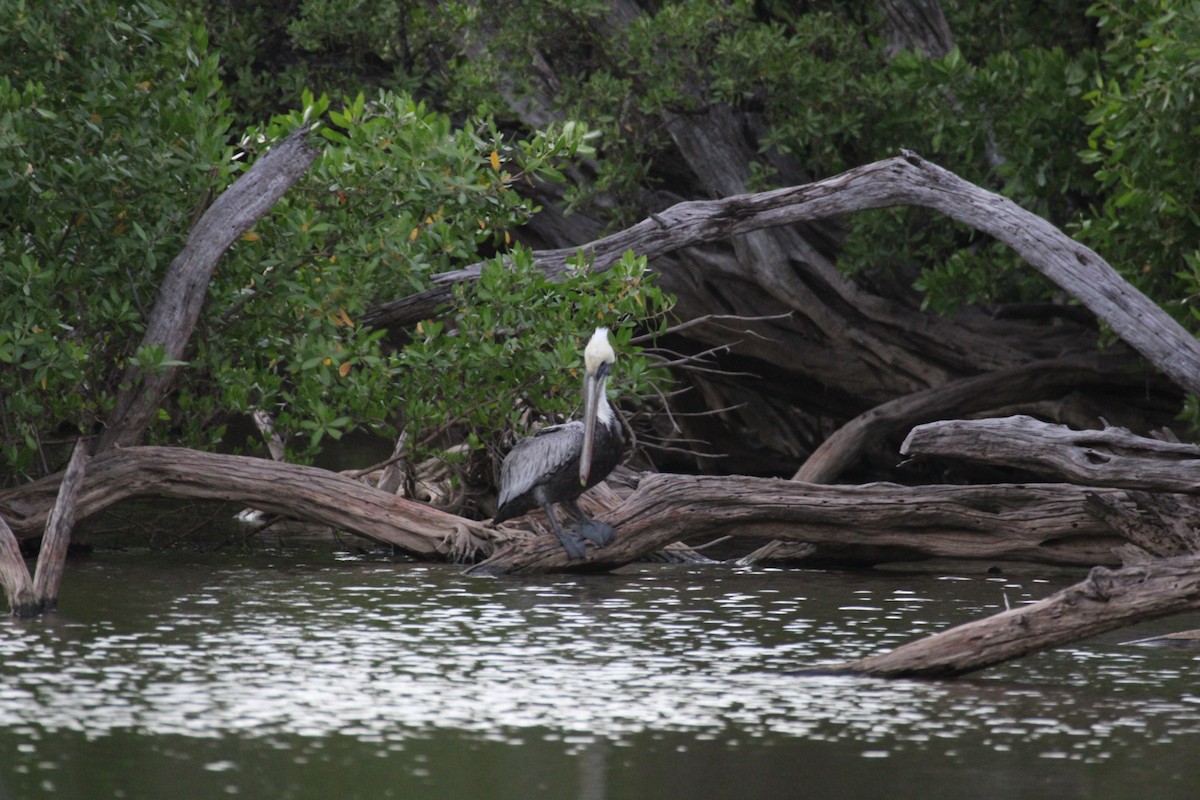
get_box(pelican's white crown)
[583,327,616,373]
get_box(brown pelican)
[492,327,624,559]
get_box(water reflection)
[3,554,1200,798]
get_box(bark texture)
[793,354,1161,483]
[0,447,492,562]
[0,439,88,616]
[0,516,34,615]
[365,152,1186,477]
[902,415,1200,492]
[471,473,1128,575]
[0,451,1134,574]
[29,439,88,612]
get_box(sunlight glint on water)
[3,553,1200,798]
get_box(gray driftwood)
[817,414,1200,677]
[0,516,33,615]
[902,415,1200,492]
[823,554,1200,678]
[0,447,492,563]
[0,452,1130,577]
[98,127,319,452]
[792,355,1156,484]
[0,439,89,616]
[470,474,1128,575]
[364,152,1200,400]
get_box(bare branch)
[364,152,1200,399]
[99,127,320,451]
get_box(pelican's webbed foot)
[576,519,615,547]
[555,529,588,560]
[543,502,589,560]
[568,500,615,547]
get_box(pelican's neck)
[593,379,614,426]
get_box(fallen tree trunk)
[0,447,492,562]
[821,554,1200,678]
[471,473,1128,575]
[902,415,1200,492]
[1,451,1132,573]
[809,414,1200,677]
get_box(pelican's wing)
[497,421,583,508]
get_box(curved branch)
[99,127,320,451]
[792,353,1162,483]
[365,151,1200,399]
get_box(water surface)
[2,550,1199,799]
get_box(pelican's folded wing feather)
[496,421,583,508]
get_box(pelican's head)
[579,327,616,486]
[583,327,616,375]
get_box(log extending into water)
[0,439,89,616]
[823,554,1200,678]
[902,415,1200,492]
[811,414,1200,677]
[1,449,1129,573]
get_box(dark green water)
[3,550,1200,799]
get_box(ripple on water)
[1,558,1199,765]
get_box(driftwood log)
[0,447,492,562]
[472,474,1130,575]
[824,554,1200,678]
[816,415,1200,677]
[900,414,1200,563]
[791,355,1160,484]
[0,449,1133,575]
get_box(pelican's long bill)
[579,360,610,486]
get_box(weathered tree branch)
[365,152,1200,401]
[1085,491,1200,562]
[0,515,34,615]
[29,439,88,612]
[99,127,319,451]
[902,415,1200,492]
[792,354,1157,483]
[0,439,89,616]
[0,447,492,562]
[822,554,1200,678]
[470,473,1128,575]
[0,454,1134,576]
